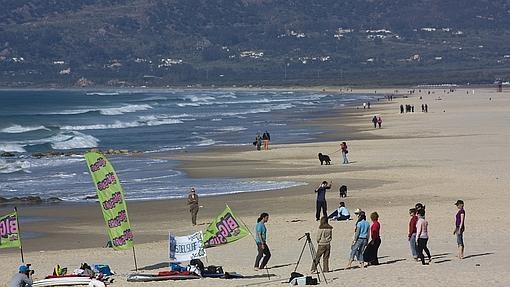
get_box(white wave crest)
[45,104,152,116]
[0,143,27,153]
[61,121,140,131]
[99,104,152,115]
[51,132,99,150]
[1,125,50,134]
[216,126,247,132]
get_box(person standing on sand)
[341,142,349,164]
[377,116,382,128]
[372,116,378,128]
[416,209,431,265]
[400,104,404,114]
[254,132,262,151]
[363,212,381,266]
[425,104,428,113]
[454,200,466,259]
[262,131,270,151]
[187,187,199,226]
[408,208,419,261]
[254,213,271,270]
[311,216,333,273]
[315,181,332,221]
[347,212,370,269]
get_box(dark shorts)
[456,232,464,246]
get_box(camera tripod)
[293,233,328,284]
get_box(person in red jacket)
[408,208,418,260]
[363,212,381,266]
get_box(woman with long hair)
[311,216,333,273]
[363,212,381,266]
[416,209,431,265]
[341,142,349,164]
[254,212,271,270]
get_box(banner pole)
[132,245,138,271]
[14,207,25,263]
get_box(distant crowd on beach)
[244,179,467,273]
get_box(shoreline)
[2,86,510,286]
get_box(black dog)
[318,153,331,165]
[339,185,347,197]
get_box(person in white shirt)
[415,209,431,265]
[328,202,350,221]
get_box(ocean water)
[0,89,377,201]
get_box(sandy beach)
[1,87,510,286]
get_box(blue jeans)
[350,238,368,261]
[409,233,418,258]
[342,152,349,164]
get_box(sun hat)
[354,208,362,214]
[455,199,464,206]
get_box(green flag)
[0,211,21,249]
[203,205,249,248]
[85,152,134,251]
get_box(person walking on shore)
[315,181,332,221]
[341,142,349,164]
[416,209,431,265]
[262,131,270,151]
[454,200,466,259]
[372,116,378,128]
[408,208,419,260]
[311,216,333,273]
[400,104,404,114]
[187,187,199,226]
[377,116,382,128]
[254,213,271,270]
[347,212,370,269]
[363,212,381,266]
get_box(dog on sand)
[318,153,331,165]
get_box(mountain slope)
[1,0,510,86]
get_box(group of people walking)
[254,131,271,151]
[371,115,383,128]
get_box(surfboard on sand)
[127,273,201,282]
[33,277,106,287]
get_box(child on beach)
[416,209,431,265]
[254,213,271,270]
[311,216,333,273]
[454,200,466,259]
[408,208,419,260]
[347,212,369,269]
[340,142,349,164]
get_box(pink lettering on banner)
[102,192,123,210]
[89,157,107,173]
[0,216,17,237]
[96,172,117,191]
[206,213,241,246]
[112,229,134,247]
[107,210,127,228]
